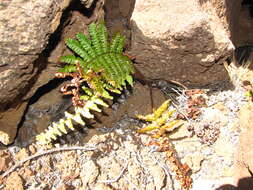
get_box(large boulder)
[0,0,72,110]
[199,0,253,47]
[130,0,234,88]
[0,0,104,145]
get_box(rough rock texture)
[0,0,71,145]
[200,0,253,47]
[0,0,72,109]
[233,0,253,47]
[0,0,105,145]
[130,0,233,88]
[104,0,135,47]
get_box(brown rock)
[200,0,253,47]
[15,148,29,161]
[0,0,72,144]
[28,145,37,155]
[91,82,166,128]
[20,167,34,181]
[5,172,24,190]
[0,102,27,145]
[130,0,233,88]
[0,0,71,109]
[0,150,12,172]
[80,160,99,185]
[105,0,135,47]
[235,103,253,180]
[80,0,95,8]
[148,165,166,189]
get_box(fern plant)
[36,22,134,144]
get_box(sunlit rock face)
[130,0,234,88]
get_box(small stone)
[0,131,10,146]
[214,137,234,158]
[28,145,36,155]
[0,151,12,172]
[91,183,112,190]
[169,124,192,139]
[148,165,166,189]
[56,184,68,190]
[15,148,29,161]
[183,152,204,173]
[20,167,34,181]
[80,160,99,185]
[5,172,24,190]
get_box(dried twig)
[148,151,175,190]
[98,160,129,183]
[1,146,96,178]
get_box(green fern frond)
[36,22,135,145]
[88,23,101,55]
[76,33,96,58]
[58,65,77,73]
[60,55,78,64]
[66,38,91,62]
[98,22,109,54]
[110,33,122,53]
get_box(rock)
[0,0,105,145]
[0,0,71,109]
[148,165,166,189]
[0,102,27,145]
[5,172,24,190]
[0,150,12,172]
[235,102,253,180]
[80,0,95,8]
[16,80,72,146]
[91,184,113,190]
[20,168,34,181]
[130,0,233,88]
[89,82,165,129]
[28,145,36,155]
[105,0,135,47]
[183,152,204,173]
[200,0,253,47]
[0,0,71,144]
[80,160,99,185]
[15,148,29,161]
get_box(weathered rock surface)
[0,0,71,109]
[0,0,71,145]
[0,0,104,145]
[130,0,233,88]
[200,0,253,47]
[104,0,135,47]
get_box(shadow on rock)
[216,177,253,190]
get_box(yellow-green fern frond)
[36,97,108,144]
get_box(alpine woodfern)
[36,22,134,144]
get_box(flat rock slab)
[130,0,233,88]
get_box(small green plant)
[36,22,134,144]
